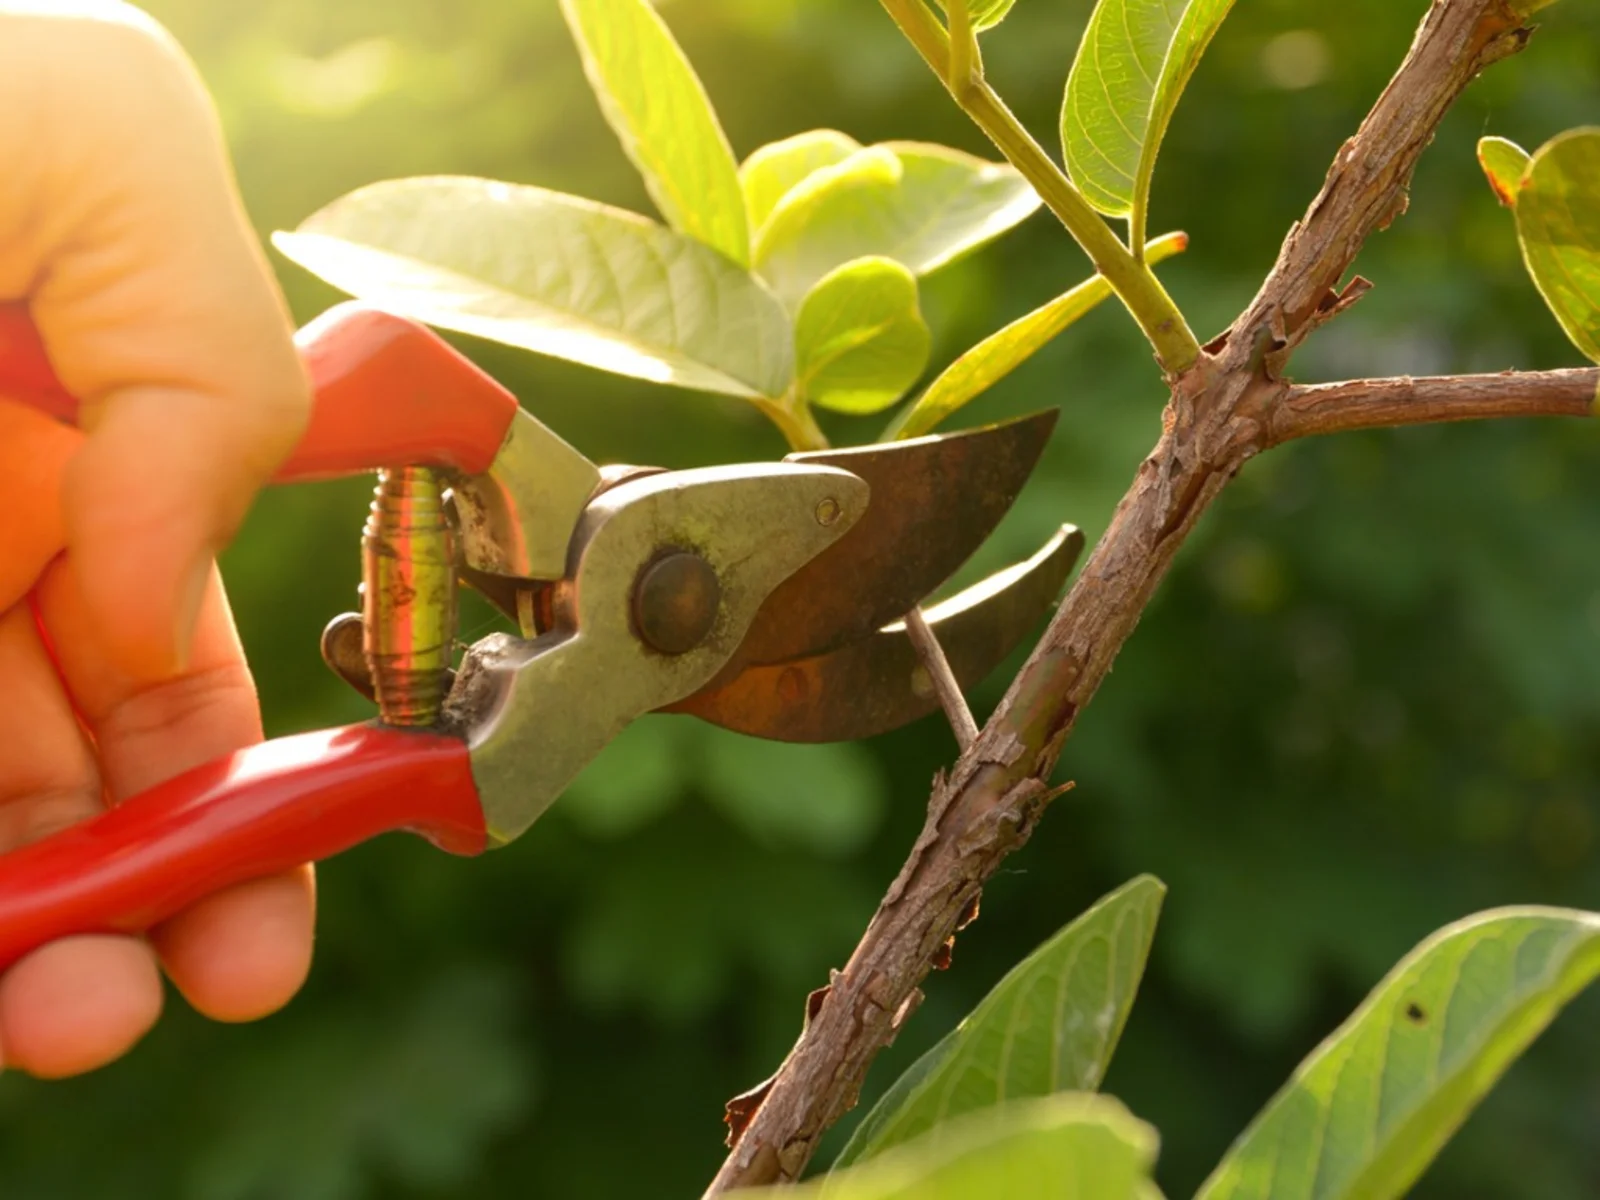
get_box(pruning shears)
[0,301,1081,970]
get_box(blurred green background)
[4,0,1600,1195]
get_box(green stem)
[1129,210,1149,268]
[879,0,1201,374]
[946,0,980,93]
[758,393,830,452]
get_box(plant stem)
[758,395,830,453]
[878,0,1201,374]
[1268,369,1600,443]
[903,608,978,748]
[946,0,981,93]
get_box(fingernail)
[173,556,212,673]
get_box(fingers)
[147,872,317,1024]
[0,7,309,679]
[0,603,163,1078]
[35,556,315,1028]
[0,400,79,615]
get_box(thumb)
[0,5,308,678]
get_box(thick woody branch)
[1270,369,1599,443]
[705,2,1541,1191]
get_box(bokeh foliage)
[3,0,1600,1196]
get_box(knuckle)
[99,660,257,751]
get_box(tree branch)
[705,2,1542,1191]
[1269,369,1599,443]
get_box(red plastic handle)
[0,301,520,479]
[0,724,487,971]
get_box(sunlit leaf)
[883,232,1188,441]
[935,0,1019,32]
[837,877,1165,1169]
[1513,127,1600,364]
[1197,907,1600,1200]
[747,1095,1157,1200]
[274,177,794,399]
[1477,136,1530,208]
[741,129,862,240]
[753,142,1041,307]
[1062,0,1237,223]
[559,0,748,264]
[794,257,931,415]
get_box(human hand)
[0,1,315,1076]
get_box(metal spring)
[362,467,457,727]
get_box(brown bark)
[705,1,1549,1191]
[1269,369,1598,442]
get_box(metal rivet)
[815,497,842,526]
[634,552,721,655]
[777,665,810,705]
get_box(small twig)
[902,608,978,749]
[1269,369,1599,443]
[876,0,1201,374]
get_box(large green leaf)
[1476,136,1530,208]
[1197,907,1600,1200]
[273,177,794,400]
[836,876,1165,1169]
[883,231,1188,441]
[795,258,931,416]
[1513,128,1600,364]
[747,1095,1157,1200]
[753,142,1041,307]
[741,130,863,240]
[1061,0,1237,224]
[559,0,748,264]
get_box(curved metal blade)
[666,525,1084,742]
[734,409,1059,667]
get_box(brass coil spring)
[361,467,457,727]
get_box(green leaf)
[1196,906,1600,1200]
[741,130,863,240]
[883,231,1188,441]
[935,0,1019,33]
[273,177,794,400]
[836,876,1166,1170]
[559,0,748,264]
[1477,136,1530,208]
[1061,0,1237,225]
[753,142,1041,307]
[748,1095,1157,1200]
[1513,127,1600,365]
[794,258,931,415]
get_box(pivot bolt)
[633,551,721,655]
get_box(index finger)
[0,3,309,679]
